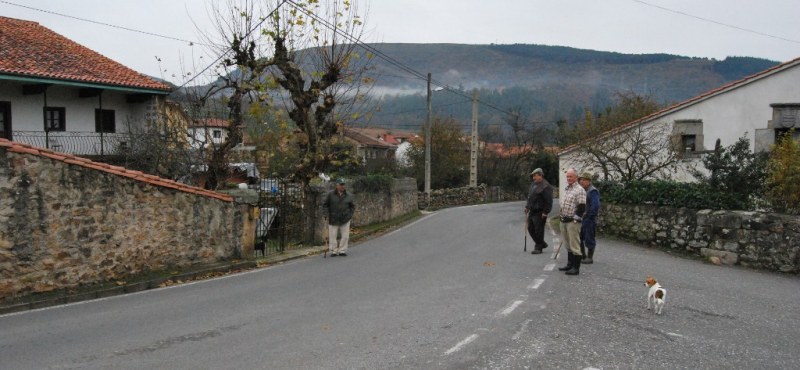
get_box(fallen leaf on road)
[483,261,495,267]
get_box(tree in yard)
[766,131,800,213]
[189,0,372,242]
[560,92,678,181]
[405,117,470,190]
[479,108,558,192]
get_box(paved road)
[1,201,798,369]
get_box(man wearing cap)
[524,168,553,254]
[323,178,356,256]
[558,168,587,275]
[578,172,600,264]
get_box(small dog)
[644,276,667,314]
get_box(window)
[672,119,703,157]
[0,101,10,140]
[212,129,222,139]
[681,135,696,152]
[95,109,115,133]
[45,107,66,131]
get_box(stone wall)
[600,203,800,273]
[311,178,419,242]
[419,184,523,210]
[0,146,251,299]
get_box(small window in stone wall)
[682,134,696,152]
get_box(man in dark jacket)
[524,168,553,254]
[578,172,600,264]
[323,178,356,256]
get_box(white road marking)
[667,332,685,338]
[528,277,546,290]
[544,263,556,271]
[499,300,525,316]
[444,334,479,355]
[512,319,532,340]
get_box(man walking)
[578,172,600,264]
[558,168,587,275]
[525,168,553,254]
[323,178,355,257]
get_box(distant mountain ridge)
[361,43,779,130]
[174,43,780,131]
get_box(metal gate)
[254,178,306,256]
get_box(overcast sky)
[3,0,799,86]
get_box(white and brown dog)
[644,276,666,314]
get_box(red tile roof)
[0,16,171,92]
[0,138,233,202]
[190,118,231,128]
[558,56,800,155]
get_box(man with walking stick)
[524,168,553,254]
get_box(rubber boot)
[558,252,574,271]
[584,248,594,264]
[565,254,581,275]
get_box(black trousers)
[527,213,547,248]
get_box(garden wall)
[600,203,800,273]
[0,140,254,299]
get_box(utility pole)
[425,73,432,203]
[469,89,478,188]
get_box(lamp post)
[425,73,432,202]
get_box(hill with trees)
[357,43,778,135]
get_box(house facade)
[558,57,800,186]
[0,16,172,157]
[188,118,232,149]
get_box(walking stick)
[552,240,563,260]
[523,215,528,252]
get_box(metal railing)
[11,131,131,156]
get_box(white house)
[0,16,172,156]
[558,57,800,187]
[187,118,232,149]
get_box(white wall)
[558,62,800,186]
[0,82,152,133]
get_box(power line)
[632,0,800,45]
[283,0,540,127]
[178,0,288,89]
[0,0,209,46]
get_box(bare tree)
[560,92,680,181]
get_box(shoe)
[565,255,581,275]
[531,249,542,254]
[558,252,574,271]
[330,253,338,257]
[584,248,594,264]
[339,252,347,257]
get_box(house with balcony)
[0,16,172,158]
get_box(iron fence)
[254,179,307,257]
[11,131,132,156]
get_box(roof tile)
[0,16,171,92]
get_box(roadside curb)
[0,247,326,315]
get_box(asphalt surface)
[1,201,798,369]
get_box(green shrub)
[595,180,748,210]
[351,174,394,193]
